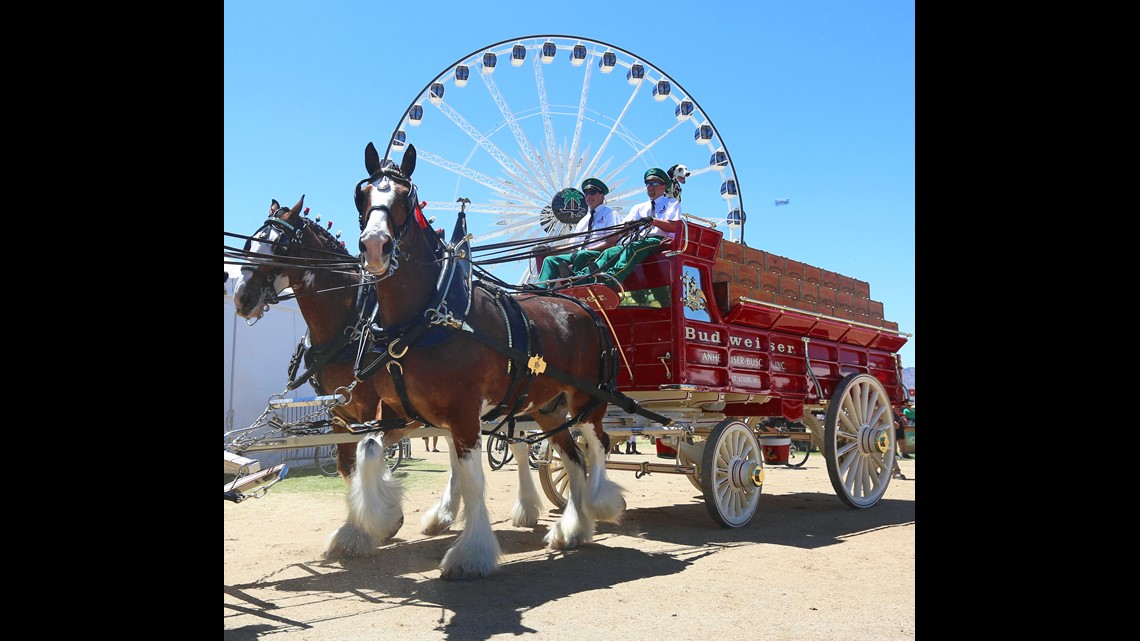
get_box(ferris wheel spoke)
[531,54,564,192]
[688,165,718,179]
[473,220,542,242]
[430,100,548,203]
[564,55,595,188]
[605,119,688,182]
[581,83,644,181]
[467,204,545,216]
[475,71,558,196]
[416,148,543,207]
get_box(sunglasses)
[583,188,601,195]
[645,180,664,187]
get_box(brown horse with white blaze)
[231,196,386,485]
[232,195,598,578]
[354,142,625,579]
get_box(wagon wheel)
[785,439,811,468]
[527,439,542,470]
[486,432,514,470]
[823,373,896,508]
[384,440,403,473]
[701,418,764,528]
[315,444,340,478]
[538,433,586,509]
[381,35,745,285]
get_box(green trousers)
[537,249,602,286]
[573,236,663,286]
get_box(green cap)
[580,177,609,195]
[644,167,672,191]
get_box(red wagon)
[530,218,910,527]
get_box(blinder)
[355,165,421,238]
[244,207,307,304]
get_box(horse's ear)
[291,195,305,216]
[271,199,281,214]
[365,142,381,176]
[401,144,417,179]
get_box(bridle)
[354,163,423,261]
[242,206,309,306]
[241,205,349,306]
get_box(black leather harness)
[291,200,674,440]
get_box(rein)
[339,169,674,436]
[226,208,360,306]
[342,199,471,432]
[286,283,376,391]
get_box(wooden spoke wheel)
[701,419,764,528]
[538,434,584,509]
[823,373,896,508]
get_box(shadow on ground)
[225,486,913,641]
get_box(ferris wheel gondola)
[381,36,748,282]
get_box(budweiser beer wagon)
[529,218,910,527]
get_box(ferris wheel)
[380,35,746,283]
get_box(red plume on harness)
[414,201,429,229]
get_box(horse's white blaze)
[233,232,289,317]
[359,180,400,275]
[244,227,281,257]
[233,271,259,314]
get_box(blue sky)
[224,1,915,369]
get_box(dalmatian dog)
[667,164,690,201]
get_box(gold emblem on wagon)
[681,273,707,312]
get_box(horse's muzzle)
[359,233,392,275]
[232,279,266,320]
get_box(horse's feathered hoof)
[510,501,542,528]
[438,533,501,580]
[584,483,626,523]
[439,563,499,581]
[322,522,377,559]
[544,520,594,550]
[420,509,456,536]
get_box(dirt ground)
[224,447,916,641]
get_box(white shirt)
[622,196,682,238]
[575,203,617,246]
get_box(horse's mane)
[293,210,352,258]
